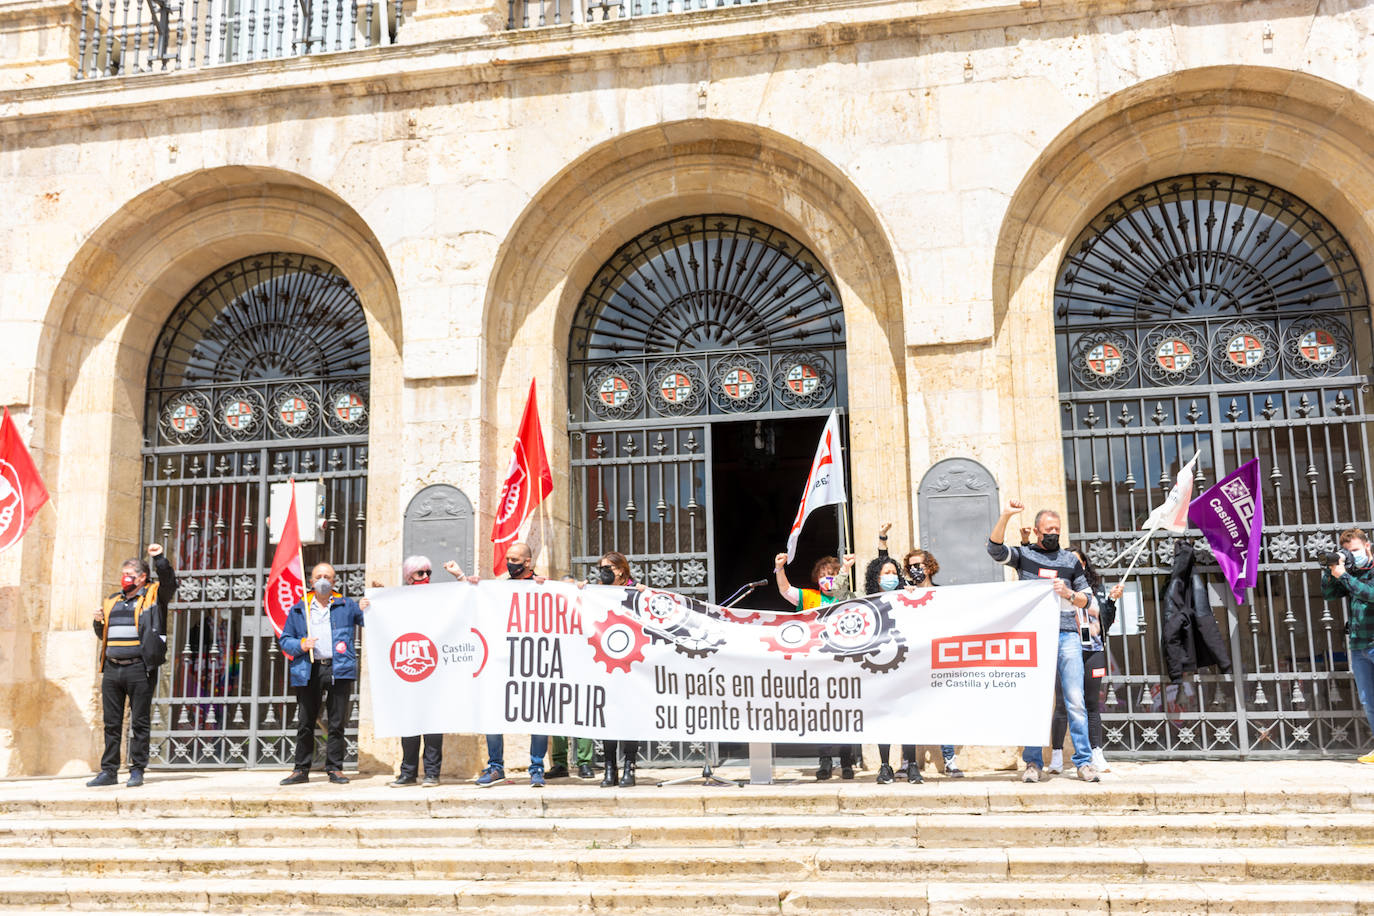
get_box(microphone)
[747,579,768,589]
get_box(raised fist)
[774,553,788,571]
[1003,500,1024,516]
[879,522,892,536]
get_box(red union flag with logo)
[0,408,50,555]
[491,379,554,575]
[785,409,847,562]
[264,480,304,640]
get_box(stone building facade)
[2,0,1372,775]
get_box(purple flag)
[1187,458,1263,604]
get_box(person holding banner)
[774,551,859,779]
[388,556,445,787]
[278,563,369,786]
[88,544,176,788]
[1319,530,1374,763]
[987,501,1101,783]
[595,551,643,788]
[477,541,552,788]
[1049,547,1121,776]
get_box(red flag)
[0,408,50,554]
[264,481,304,639]
[491,379,553,575]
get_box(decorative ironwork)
[1057,175,1374,758]
[144,253,370,769]
[569,215,848,767]
[76,0,404,80]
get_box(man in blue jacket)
[278,562,370,785]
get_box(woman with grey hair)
[389,555,445,786]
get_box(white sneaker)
[1047,750,1063,774]
[1091,747,1110,773]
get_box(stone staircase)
[0,762,1370,914]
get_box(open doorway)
[710,414,849,610]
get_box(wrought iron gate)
[1056,174,1374,757]
[141,253,371,768]
[569,214,846,763]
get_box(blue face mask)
[879,573,900,591]
[1354,547,1372,570]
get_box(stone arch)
[34,164,402,642]
[990,65,1374,523]
[481,119,908,571]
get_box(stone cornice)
[0,0,1230,132]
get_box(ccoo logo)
[930,631,1037,669]
[0,460,24,553]
[390,632,438,683]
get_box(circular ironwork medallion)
[162,395,207,441]
[599,376,631,408]
[585,364,643,420]
[1210,323,1276,381]
[221,398,256,432]
[721,367,756,400]
[658,371,693,405]
[785,363,820,396]
[332,391,366,424]
[277,395,312,428]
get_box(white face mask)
[1353,547,1371,569]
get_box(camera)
[1318,547,1356,569]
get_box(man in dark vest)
[89,544,176,787]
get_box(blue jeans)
[1023,631,1093,769]
[485,734,550,775]
[1351,644,1374,738]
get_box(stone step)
[0,844,1371,884]
[2,783,1368,820]
[2,813,1372,849]
[0,877,1370,914]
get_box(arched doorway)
[1056,173,1373,756]
[568,214,849,762]
[142,252,373,768]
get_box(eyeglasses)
[411,570,431,581]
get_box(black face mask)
[1038,533,1061,553]
[597,566,616,585]
[506,559,528,579]
[906,564,927,585]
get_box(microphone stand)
[655,576,768,789]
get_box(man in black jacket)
[89,544,176,787]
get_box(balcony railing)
[506,0,772,29]
[75,0,403,79]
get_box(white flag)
[1146,452,1199,534]
[785,409,847,562]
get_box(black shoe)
[816,758,833,781]
[389,775,418,787]
[546,765,570,779]
[86,772,117,788]
[578,764,596,779]
[279,770,309,786]
[876,764,894,785]
[599,764,619,788]
[327,770,350,785]
[840,765,855,780]
[906,762,923,784]
[422,775,440,787]
[618,764,636,788]
[125,769,144,788]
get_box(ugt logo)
[931,631,1037,669]
[390,633,438,683]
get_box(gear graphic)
[673,634,726,659]
[716,606,763,625]
[858,638,909,674]
[820,603,878,653]
[587,608,650,674]
[759,616,825,659]
[897,590,936,609]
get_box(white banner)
[363,579,1062,745]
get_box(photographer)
[1320,529,1374,764]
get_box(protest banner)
[364,579,1061,746]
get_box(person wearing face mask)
[1320,528,1374,764]
[476,541,552,788]
[775,551,859,779]
[592,551,643,787]
[278,562,370,786]
[987,500,1100,784]
[387,556,447,787]
[88,544,177,788]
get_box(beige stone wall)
[0,0,1372,774]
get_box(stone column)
[0,0,82,89]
